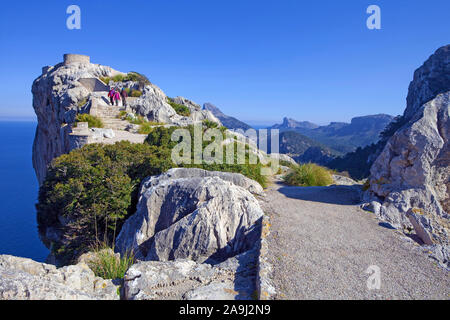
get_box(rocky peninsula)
[1,46,448,300]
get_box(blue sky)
[0,1,449,125]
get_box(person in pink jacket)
[113,89,121,107]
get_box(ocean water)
[0,121,49,262]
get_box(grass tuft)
[87,245,135,280]
[284,163,333,187]
[74,113,104,128]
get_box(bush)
[144,126,267,187]
[130,90,143,97]
[167,98,191,117]
[75,113,104,128]
[284,163,333,187]
[87,245,135,280]
[77,97,89,108]
[100,72,150,88]
[37,141,173,264]
[138,122,164,134]
[124,72,151,86]
[126,114,146,125]
[117,110,128,119]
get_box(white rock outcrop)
[115,168,264,263]
[0,255,119,300]
[123,249,258,300]
[365,45,450,267]
[32,54,220,184]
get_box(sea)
[0,121,49,262]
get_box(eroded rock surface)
[115,168,264,263]
[123,249,258,300]
[0,255,118,300]
[365,45,450,267]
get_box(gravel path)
[259,181,449,300]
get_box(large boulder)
[115,168,264,263]
[0,255,118,300]
[365,45,450,267]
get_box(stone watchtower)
[63,54,90,65]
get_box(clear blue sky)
[0,0,449,125]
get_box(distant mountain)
[270,114,394,154]
[203,103,252,131]
[262,130,341,165]
[271,117,319,130]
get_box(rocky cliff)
[32,54,220,184]
[364,45,450,267]
[203,102,252,131]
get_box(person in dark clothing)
[108,88,115,106]
[121,88,128,107]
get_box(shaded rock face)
[366,45,450,266]
[405,45,450,120]
[123,249,258,300]
[0,255,118,300]
[115,168,264,264]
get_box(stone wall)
[63,54,90,65]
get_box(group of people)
[108,87,128,107]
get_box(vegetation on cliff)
[37,122,267,264]
[74,114,104,128]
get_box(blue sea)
[0,121,49,262]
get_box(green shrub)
[144,126,267,187]
[167,98,191,117]
[124,72,151,86]
[130,90,143,97]
[37,141,173,264]
[100,77,111,85]
[126,114,146,125]
[284,163,333,187]
[138,122,164,134]
[100,72,150,88]
[77,97,89,108]
[87,245,135,280]
[117,110,128,119]
[74,114,104,128]
[112,74,125,82]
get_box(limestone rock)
[139,167,263,195]
[32,54,222,185]
[123,249,258,300]
[332,174,358,186]
[365,45,450,266]
[0,255,118,300]
[405,45,450,120]
[268,153,297,166]
[115,168,264,263]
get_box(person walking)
[108,88,115,106]
[120,88,128,107]
[114,89,121,107]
